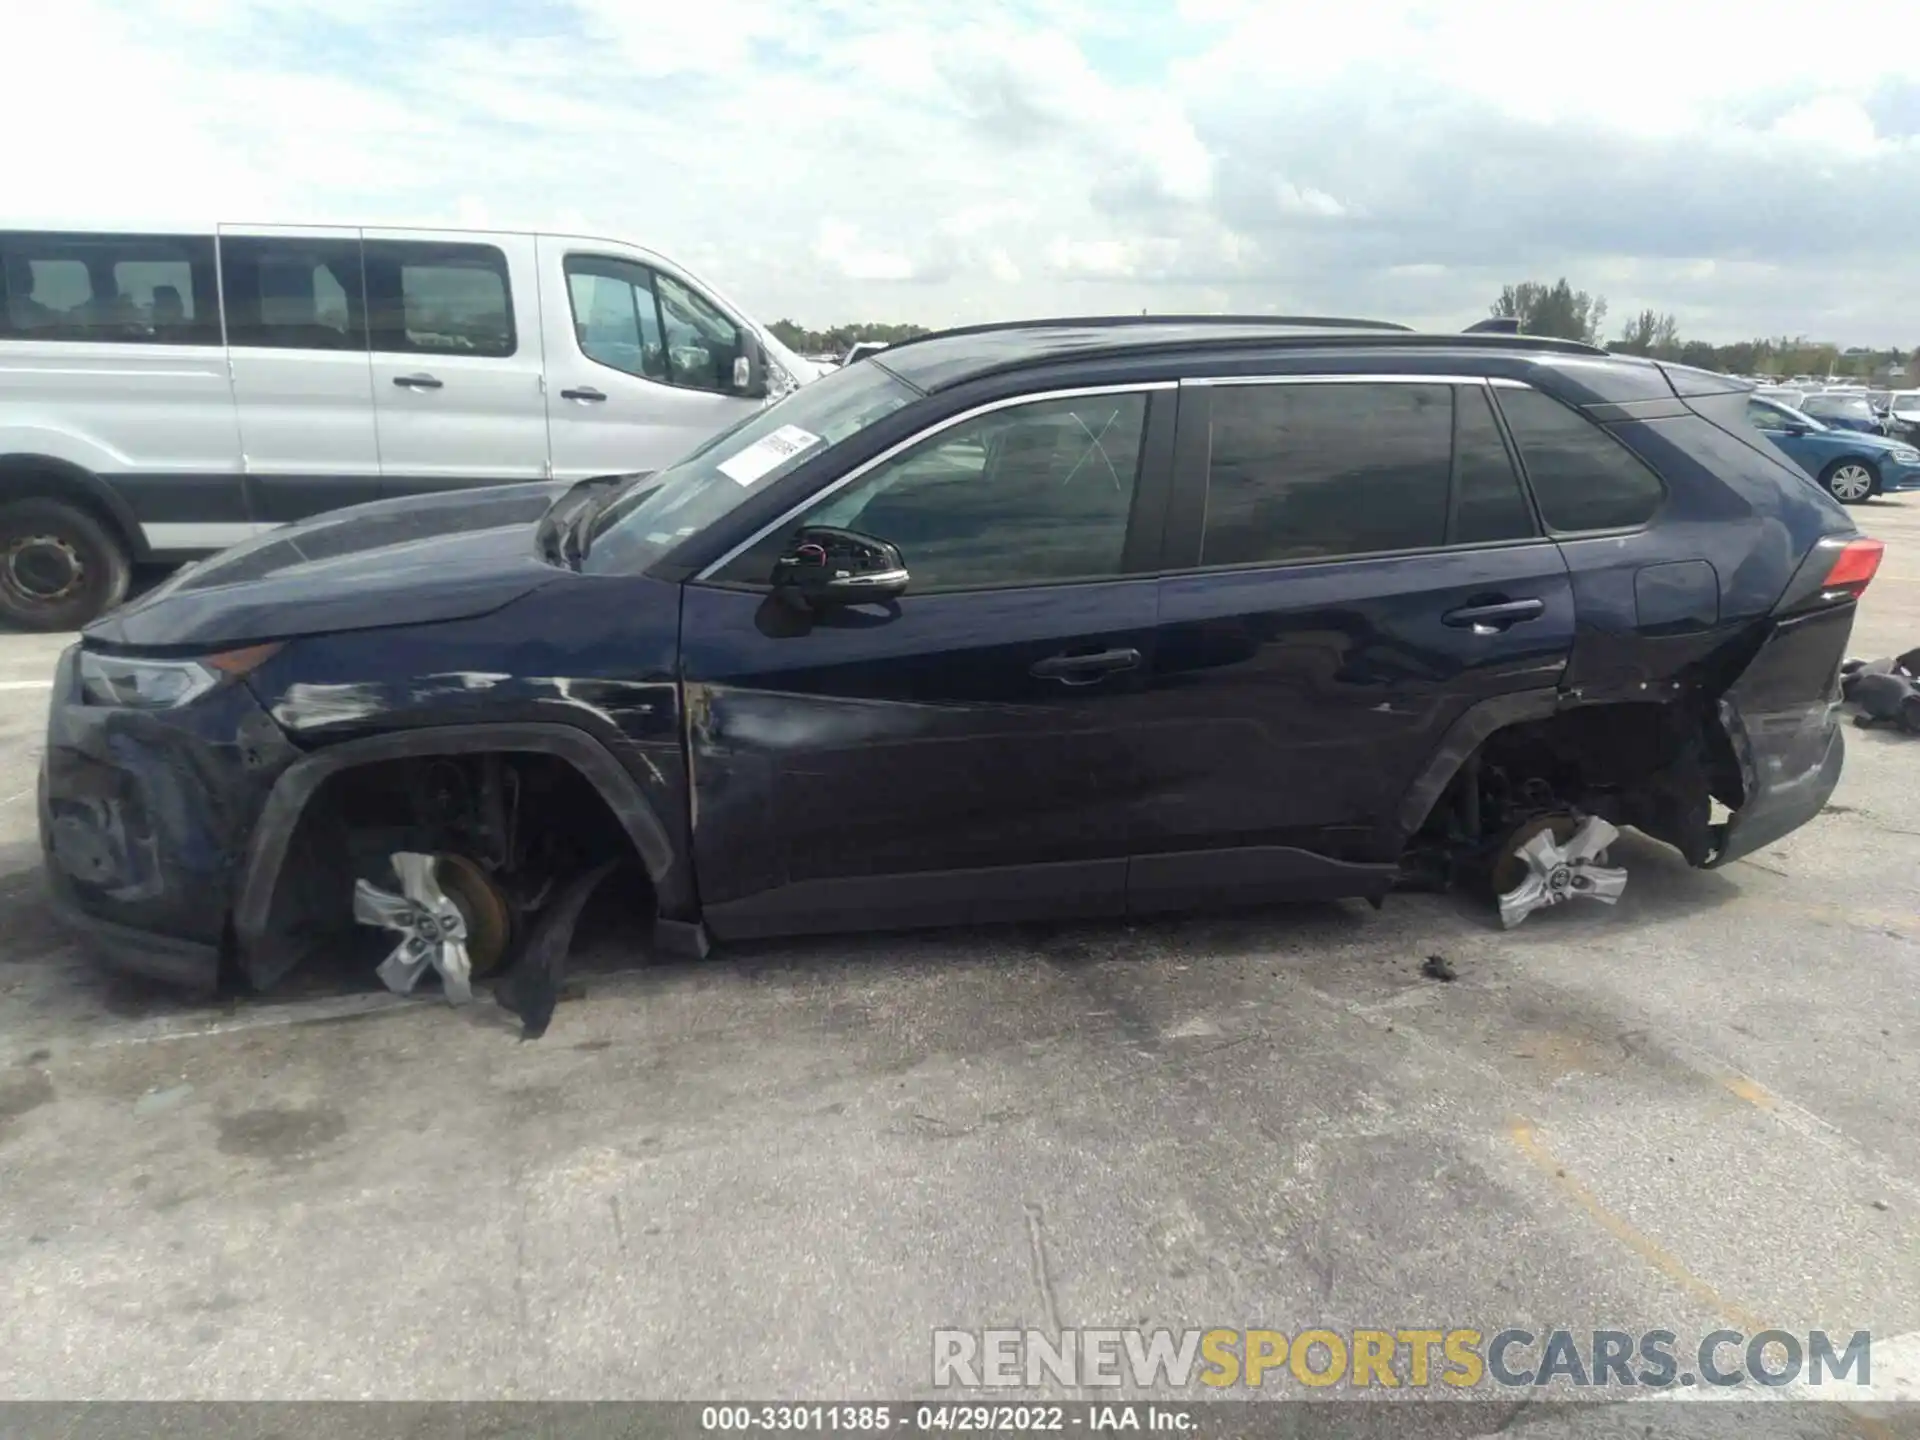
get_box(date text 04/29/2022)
[700,1404,1193,1432]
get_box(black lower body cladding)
[1708,604,1853,867]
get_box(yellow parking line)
[1506,1117,1769,1333]
[1506,1117,1894,1439]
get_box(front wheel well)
[239,749,652,990]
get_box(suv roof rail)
[882,313,1414,353]
[1465,317,1521,335]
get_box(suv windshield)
[584,361,918,574]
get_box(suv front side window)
[714,391,1151,593]
[565,257,667,380]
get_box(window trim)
[693,381,1178,586]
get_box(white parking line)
[0,680,52,691]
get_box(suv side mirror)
[771,526,909,609]
[733,336,770,401]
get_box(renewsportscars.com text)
[932,1328,1873,1391]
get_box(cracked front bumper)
[37,645,301,990]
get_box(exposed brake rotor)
[1493,813,1628,929]
[352,852,512,1001]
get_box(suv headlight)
[78,644,282,710]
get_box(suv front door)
[1131,376,1576,911]
[679,384,1176,938]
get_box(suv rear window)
[1494,387,1666,532]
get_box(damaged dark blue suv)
[39,317,1882,1026]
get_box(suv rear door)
[1130,375,1575,910]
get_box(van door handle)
[560,386,606,402]
[1442,597,1545,633]
[393,373,443,389]
[1030,647,1141,684]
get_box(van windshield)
[583,362,918,574]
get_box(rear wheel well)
[0,456,143,559]
[243,749,651,989]
[1410,698,1738,877]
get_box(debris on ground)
[1421,954,1457,982]
[1841,652,1920,734]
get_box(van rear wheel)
[0,498,132,631]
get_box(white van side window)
[221,235,368,351]
[1,232,219,345]
[565,256,667,380]
[364,241,515,358]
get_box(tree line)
[767,319,929,355]
[1490,278,1905,380]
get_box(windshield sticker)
[718,425,822,486]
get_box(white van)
[0,223,816,628]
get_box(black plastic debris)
[494,859,620,1040]
[1421,954,1457,982]
[1841,649,1920,734]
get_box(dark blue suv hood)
[86,482,577,651]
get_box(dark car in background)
[1747,393,1920,502]
[40,318,1881,1016]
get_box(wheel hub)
[1495,814,1628,928]
[4,535,83,602]
[353,853,477,1002]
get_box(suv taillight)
[1823,538,1884,598]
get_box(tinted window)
[737,392,1149,592]
[0,231,218,344]
[654,272,742,392]
[222,235,367,351]
[1453,385,1536,544]
[364,241,514,357]
[565,257,666,379]
[1203,382,1451,565]
[1496,386,1666,531]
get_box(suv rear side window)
[1,232,219,345]
[363,241,515,358]
[1201,382,1454,565]
[1495,386,1666,531]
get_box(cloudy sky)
[13,0,1920,344]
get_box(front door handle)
[1030,647,1141,685]
[1442,597,1545,634]
[561,386,607,402]
[393,373,443,389]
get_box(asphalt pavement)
[2,511,1919,1434]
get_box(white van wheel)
[0,498,132,631]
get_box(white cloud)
[6,0,1920,341]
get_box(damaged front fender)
[1707,604,1852,868]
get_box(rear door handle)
[561,386,606,402]
[1442,597,1545,633]
[1030,647,1141,684]
[393,373,443,389]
